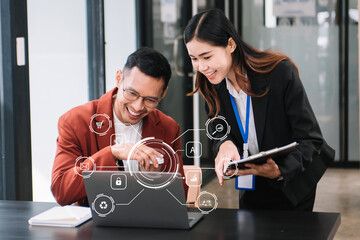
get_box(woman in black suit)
[184,9,335,211]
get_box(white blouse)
[225,78,259,156]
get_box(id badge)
[235,175,255,191]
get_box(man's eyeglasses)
[122,81,160,108]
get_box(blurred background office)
[0,0,359,238]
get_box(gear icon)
[99,201,108,209]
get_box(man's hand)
[111,143,163,171]
[214,141,241,186]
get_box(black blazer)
[208,60,335,206]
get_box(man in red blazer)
[51,48,187,206]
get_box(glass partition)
[150,0,219,166]
[243,0,340,160]
[348,0,359,162]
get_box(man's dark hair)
[123,47,171,91]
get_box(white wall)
[104,0,136,91]
[28,0,89,202]
[28,0,137,202]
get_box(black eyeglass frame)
[121,79,161,108]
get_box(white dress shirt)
[113,109,143,171]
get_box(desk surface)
[0,200,340,240]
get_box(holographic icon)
[185,170,202,187]
[217,157,239,180]
[110,173,127,190]
[200,199,212,207]
[205,115,230,141]
[127,137,180,189]
[110,133,127,151]
[92,194,115,217]
[75,156,96,178]
[89,113,112,136]
[80,162,89,171]
[96,121,103,129]
[185,141,202,158]
[99,201,108,210]
[191,175,198,183]
[116,177,122,185]
[212,124,224,135]
[196,191,218,214]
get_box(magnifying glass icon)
[212,124,224,135]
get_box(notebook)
[28,205,91,227]
[83,171,203,229]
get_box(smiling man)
[51,48,187,206]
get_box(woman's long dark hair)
[184,9,298,117]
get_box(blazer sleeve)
[51,114,116,206]
[275,62,334,186]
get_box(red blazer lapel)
[94,88,117,150]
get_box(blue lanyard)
[229,94,250,144]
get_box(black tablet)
[224,142,299,173]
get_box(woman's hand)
[226,158,281,179]
[214,141,241,186]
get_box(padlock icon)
[116,177,122,186]
[111,174,127,190]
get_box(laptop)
[83,171,203,229]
